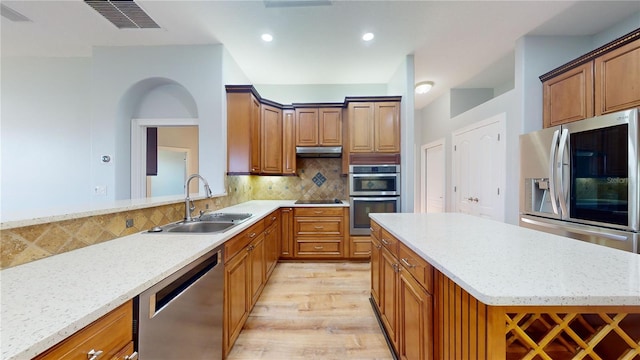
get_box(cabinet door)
[543,62,594,127]
[227,92,257,174]
[249,233,266,307]
[319,107,342,146]
[399,270,433,360]
[375,102,401,152]
[250,95,261,173]
[224,249,250,356]
[371,235,382,307]
[295,108,319,146]
[264,222,279,279]
[261,104,283,174]
[282,109,296,175]
[595,39,640,115]
[349,236,372,258]
[380,246,399,352]
[280,208,294,258]
[348,102,375,152]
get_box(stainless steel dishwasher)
[137,246,223,359]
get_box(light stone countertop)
[370,212,640,307]
[0,200,347,360]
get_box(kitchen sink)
[147,212,252,234]
[198,212,253,223]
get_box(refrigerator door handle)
[556,129,569,217]
[548,129,560,215]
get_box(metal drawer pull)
[401,258,416,268]
[314,226,324,229]
[249,232,257,238]
[124,352,139,360]
[271,216,277,221]
[381,238,390,246]
[87,350,104,360]
[314,245,324,250]
[314,211,323,214]
[376,244,382,249]
[369,227,374,232]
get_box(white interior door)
[421,139,445,213]
[452,114,506,221]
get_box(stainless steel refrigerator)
[519,108,639,253]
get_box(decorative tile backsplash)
[0,160,345,269]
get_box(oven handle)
[350,196,400,201]
[350,173,399,178]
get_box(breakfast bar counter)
[369,212,640,360]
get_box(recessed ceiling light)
[362,33,374,42]
[415,81,434,94]
[261,33,273,42]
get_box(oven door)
[350,196,400,235]
[564,108,638,231]
[349,173,400,196]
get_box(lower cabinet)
[371,220,434,360]
[293,207,347,258]
[223,220,267,357]
[34,301,136,360]
[264,211,280,278]
[349,235,372,258]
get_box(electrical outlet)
[94,185,107,196]
[125,219,134,228]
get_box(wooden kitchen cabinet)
[595,38,640,115]
[223,220,267,357]
[295,107,342,146]
[540,30,640,127]
[293,207,346,258]
[371,220,434,360]
[349,236,372,258]
[542,62,594,128]
[227,87,261,174]
[282,109,296,175]
[348,101,401,153]
[34,301,135,360]
[261,104,283,174]
[264,210,280,279]
[280,207,294,259]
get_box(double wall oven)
[349,164,401,235]
[520,108,638,253]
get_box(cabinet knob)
[271,216,277,221]
[87,349,104,360]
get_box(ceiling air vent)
[85,0,160,29]
[1,4,31,22]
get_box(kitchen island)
[370,212,640,360]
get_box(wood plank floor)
[226,262,393,360]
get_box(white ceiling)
[2,0,639,109]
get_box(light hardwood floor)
[226,262,393,360]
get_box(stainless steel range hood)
[295,146,342,158]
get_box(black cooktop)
[294,199,342,204]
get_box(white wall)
[387,55,415,213]
[1,57,92,215]
[90,45,226,201]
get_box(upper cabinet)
[227,87,261,174]
[541,30,640,128]
[295,107,342,147]
[261,104,283,174]
[542,62,594,127]
[282,109,296,175]
[347,100,401,153]
[594,38,640,115]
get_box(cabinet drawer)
[263,211,280,228]
[35,301,133,360]
[294,207,343,217]
[379,228,398,257]
[112,341,135,360]
[225,221,265,262]
[370,220,381,240]
[295,217,343,235]
[350,236,372,258]
[296,240,341,255]
[399,242,433,294]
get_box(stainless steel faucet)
[184,174,213,221]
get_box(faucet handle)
[204,184,213,198]
[189,200,195,213]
